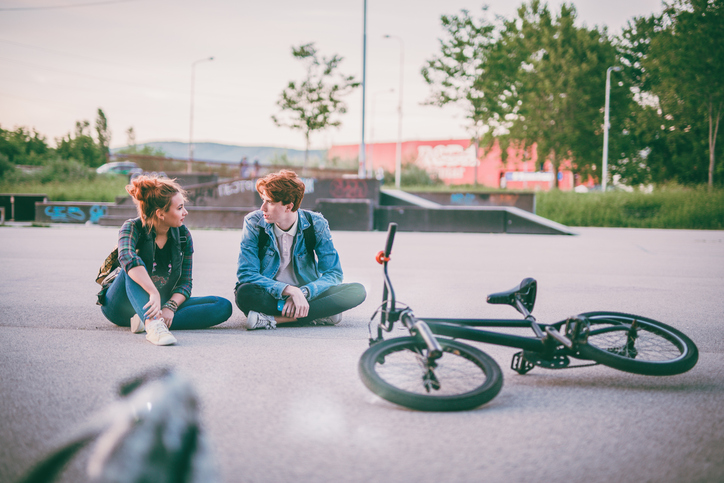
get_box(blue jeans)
[101,269,232,330]
[234,282,366,324]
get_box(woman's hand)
[143,291,162,320]
[161,308,175,328]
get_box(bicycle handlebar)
[384,223,397,258]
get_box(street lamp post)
[359,0,368,178]
[383,34,404,189]
[602,65,621,191]
[189,56,214,173]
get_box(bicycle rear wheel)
[358,337,503,411]
[575,312,698,376]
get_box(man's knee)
[345,282,367,305]
[234,284,257,313]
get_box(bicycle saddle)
[486,277,537,314]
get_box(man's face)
[260,191,293,226]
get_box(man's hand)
[281,285,309,320]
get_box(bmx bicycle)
[358,223,699,411]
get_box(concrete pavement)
[1,223,723,482]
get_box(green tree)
[272,43,359,169]
[95,108,111,160]
[0,125,51,165]
[499,1,623,188]
[56,120,104,167]
[637,0,724,187]
[421,7,509,183]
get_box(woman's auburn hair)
[255,169,305,211]
[126,175,187,227]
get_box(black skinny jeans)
[235,282,366,323]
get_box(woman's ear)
[155,207,165,221]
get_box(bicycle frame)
[372,223,581,363]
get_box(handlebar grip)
[384,223,397,257]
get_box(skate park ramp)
[376,189,575,235]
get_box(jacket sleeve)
[236,212,287,299]
[304,213,343,300]
[117,219,145,272]
[172,226,194,299]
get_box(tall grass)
[0,175,128,202]
[537,186,724,229]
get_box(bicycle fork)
[403,311,444,392]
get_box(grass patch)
[537,186,724,229]
[0,175,128,202]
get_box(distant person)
[251,158,260,178]
[239,156,249,178]
[99,175,232,345]
[235,169,366,329]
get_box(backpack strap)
[257,210,316,260]
[301,210,317,261]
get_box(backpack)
[257,210,316,261]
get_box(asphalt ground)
[1,223,723,483]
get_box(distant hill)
[112,141,325,165]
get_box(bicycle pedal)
[522,351,571,370]
[511,351,535,375]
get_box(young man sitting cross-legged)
[234,170,366,330]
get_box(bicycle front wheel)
[358,337,503,411]
[576,312,698,376]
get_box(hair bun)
[126,175,158,202]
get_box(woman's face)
[158,192,187,228]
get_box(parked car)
[96,161,144,176]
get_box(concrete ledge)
[35,201,114,224]
[184,206,256,229]
[98,206,257,229]
[374,205,575,235]
[315,199,373,231]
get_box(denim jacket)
[117,217,194,300]
[236,209,343,300]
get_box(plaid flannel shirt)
[117,218,194,299]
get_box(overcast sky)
[0,0,664,151]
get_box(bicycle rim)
[359,337,503,411]
[576,312,698,376]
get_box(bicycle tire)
[575,311,698,376]
[358,337,503,411]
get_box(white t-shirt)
[273,217,299,286]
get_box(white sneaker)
[145,318,177,346]
[244,311,277,330]
[311,313,342,326]
[130,314,145,334]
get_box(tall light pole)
[359,0,368,178]
[383,34,404,189]
[602,65,621,191]
[189,56,214,173]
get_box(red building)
[327,139,581,191]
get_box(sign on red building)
[327,139,578,191]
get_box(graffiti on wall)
[416,144,478,180]
[44,204,108,223]
[450,193,476,205]
[329,179,369,199]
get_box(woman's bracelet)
[162,300,178,313]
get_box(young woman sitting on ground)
[99,175,232,345]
